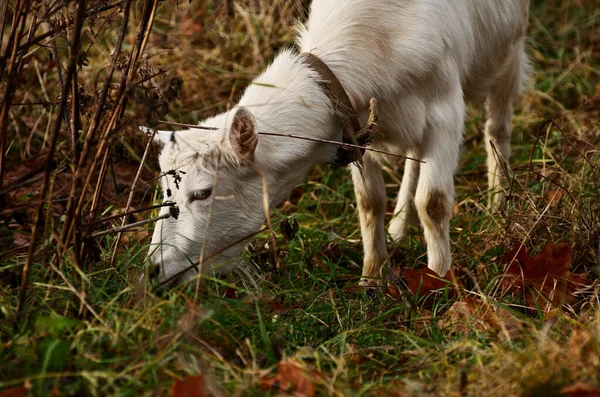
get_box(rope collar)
[300,52,378,166]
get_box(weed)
[0,0,599,396]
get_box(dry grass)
[0,0,599,396]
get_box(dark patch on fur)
[357,196,373,213]
[426,190,448,224]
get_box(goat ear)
[229,107,258,162]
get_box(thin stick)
[84,202,175,227]
[194,153,223,301]
[17,0,87,321]
[45,6,72,142]
[109,129,156,268]
[76,0,157,270]
[59,0,133,263]
[0,197,69,215]
[528,169,589,229]
[78,0,152,231]
[0,165,67,197]
[10,1,126,58]
[87,213,171,239]
[157,225,271,288]
[138,0,159,57]
[47,253,107,328]
[548,118,596,171]
[0,0,30,192]
[254,164,279,270]
[157,120,218,130]
[157,121,426,164]
[0,0,9,54]
[260,132,425,163]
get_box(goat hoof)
[358,277,383,287]
[387,222,406,242]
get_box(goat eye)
[189,189,212,203]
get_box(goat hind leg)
[388,150,421,241]
[485,40,527,208]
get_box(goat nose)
[147,263,161,280]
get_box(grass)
[1,0,599,396]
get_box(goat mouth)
[161,265,200,287]
[138,260,192,288]
[161,274,185,288]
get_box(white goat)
[146,0,530,285]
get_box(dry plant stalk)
[17,0,87,319]
[0,0,166,322]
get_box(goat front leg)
[352,154,388,286]
[414,85,464,276]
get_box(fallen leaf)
[344,343,376,364]
[260,358,319,397]
[545,187,564,206]
[403,267,462,298]
[0,388,27,397]
[568,330,597,364]
[442,297,520,337]
[373,388,410,397]
[386,283,401,300]
[561,382,600,397]
[171,374,205,397]
[502,241,586,310]
[224,287,238,299]
[587,83,600,107]
[12,233,29,248]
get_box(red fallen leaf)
[502,241,586,308]
[442,297,520,336]
[0,388,27,397]
[260,358,319,397]
[561,382,600,397]
[268,300,302,313]
[347,352,371,364]
[171,375,205,397]
[224,287,238,299]
[588,83,600,107]
[386,283,401,300]
[403,267,462,298]
[373,387,410,397]
[545,187,564,206]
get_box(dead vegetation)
[0,0,599,396]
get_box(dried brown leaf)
[171,375,205,397]
[502,241,586,309]
[260,358,319,397]
[403,267,462,300]
[442,297,520,336]
[0,388,26,397]
[561,382,600,397]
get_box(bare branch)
[17,0,88,321]
[109,128,157,267]
[87,213,171,239]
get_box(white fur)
[146,0,530,285]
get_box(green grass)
[1,0,600,396]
